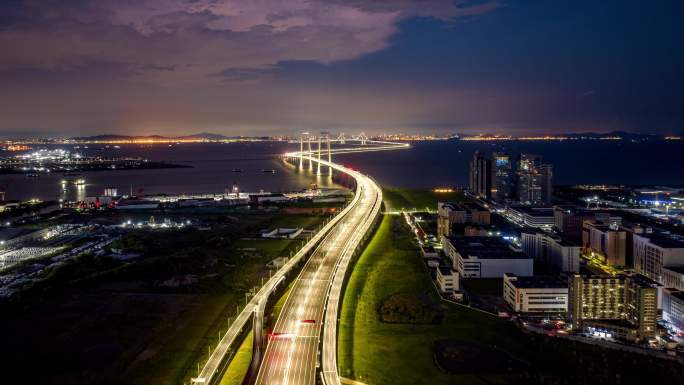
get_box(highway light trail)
[256,140,404,385]
[192,140,406,385]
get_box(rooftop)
[509,206,554,216]
[446,236,529,260]
[639,233,684,249]
[669,290,684,301]
[573,273,660,288]
[521,229,578,246]
[505,273,568,289]
[553,205,594,215]
[439,201,486,212]
[664,266,684,275]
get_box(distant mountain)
[72,132,236,141]
[176,132,231,140]
[72,134,167,141]
[559,131,670,141]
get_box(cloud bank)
[1,0,497,85]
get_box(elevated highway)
[191,140,407,385]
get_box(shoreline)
[0,162,192,175]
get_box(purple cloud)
[0,0,498,84]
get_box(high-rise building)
[468,151,492,199]
[568,274,658,341]
[491,152,514,202]
[469,151,553,205]
[516,154,553,205]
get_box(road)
[192,140,406,385]
[255,145,392,385]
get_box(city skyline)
[1,0,682,137]
[1,3,683,384]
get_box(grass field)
[338,215,684,385]
[0,210,329,385]
[382,187,465,211]
[219,332,253,385]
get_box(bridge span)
[190,139,408,385]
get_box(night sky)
[0,0,682,137]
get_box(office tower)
[468,151,492,199]
[491,152,513,202]
[517,154,553,205]
[568,274,658,341]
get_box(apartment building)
[568,274,658,341]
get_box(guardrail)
[191,140,407,385]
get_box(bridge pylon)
[327,134,332,175]
[316,134,322,175]
[358,132,368,145]
[306,135,313,170]
[299,132,309,169]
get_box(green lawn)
[219,332,253,385]
[338,215,684,385]
[382,187,465,211]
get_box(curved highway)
[256,141,404,385]
[191,140,407,385]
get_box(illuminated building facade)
[516,154,553,205]
[568,274,658,341]
[582,220,627,267]
[492,152,514,202]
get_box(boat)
[25,173,40,178]
[232,168,243,172]
[60,178,86,186]
[261,169,276,174]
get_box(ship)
[60,178,86,186]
